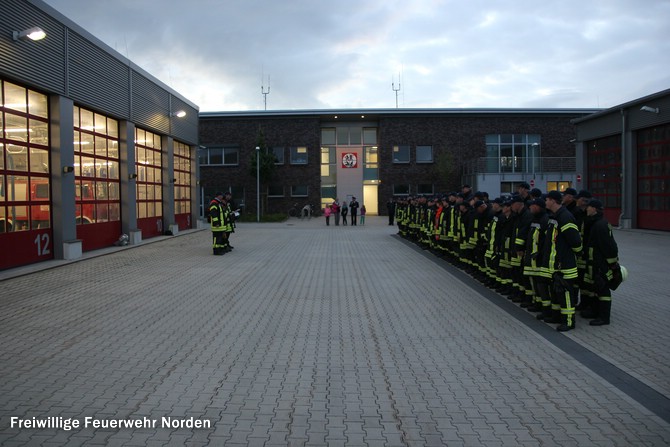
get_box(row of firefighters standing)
[394,186,624,332]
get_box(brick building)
[199,108,597,217]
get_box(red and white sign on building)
[342,152,358,168]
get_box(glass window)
[349,127,362,145]
[270,146,284,164]
[321,128,336,145]
[416,145,433,163]
[268,185,284,197]
[337,128,349,145]
[291,185,308,197]
[208,148,223,165]
[223,148,239,165]
[393,145,410,163]
[363,128,377,145]
[417,184,434,195]
[290,146,308,164]
[393,184,410,195]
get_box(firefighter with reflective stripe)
[510,195,533,304]
[540,190,583,331]
[523,198,551,317]
[496,201,515,294]
[574,190,594,311]
[471,200,491,279]
[209,192,227,255]
[484,198,504,287]
[583,199,619,326]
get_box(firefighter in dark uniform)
[583,199,619,326]
[510,195,533,304]
[523,198,550,315]
[209,192,227,255]
[540,190,583,331]
[562,187,578,216]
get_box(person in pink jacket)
[324,205,332,225]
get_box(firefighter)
[540,190,583,331]
[583,199,619,326]
[523,198,550,316]
[510,195,533,305]
[209,192,227,255]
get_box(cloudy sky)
[43,0,670,112]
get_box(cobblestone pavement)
[1,216,669,446]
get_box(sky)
[42,0,670,112]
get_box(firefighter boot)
[556,313,576,332]
[580,295,598,319]
[589,301,611,326]
[544,308,561,324]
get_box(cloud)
[43,0,670,111]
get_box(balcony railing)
[463,157,576,175]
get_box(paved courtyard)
[1,215,669,446]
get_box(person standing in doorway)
[360,204,366,225]
[387,197,396,225]
[349,197,359,225]
[341,201,348,225]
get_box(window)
[363,128,377,145]
[485,134,541,173]
[73,106,120,224]
[291,185,308,197]
[393,184,410,195]
[268,185,284,197]
[0,81,52,232]
[269,146,284,164]
[416,145,433,163]
[173,141,191,215]
[135,128,163,220]
[393,145,410,163]
[200,147,239,165]
[364,146,378,182]
[290,146,308,164]
[546,181,571,193]
[417,184,434,195]
[321,128,336,145]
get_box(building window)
[173,141,191,215]
[270,146,284,164]
[545,181,572,193]
[268,185,284,197]
[200,147,239,166]
[416,145,433,163]
[291,185,308,197]
[393,184,410,195]
[393,145,410,163]
[364,146,378,182]
[135,128,163,220]
[73,106,120,224]
[417,184,434,195]
[363,128,377,145]
[0,80,50,232]
[485,134,541,173]
[290,146,308,164]
[321,128,336,145]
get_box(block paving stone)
[0,216,669,446]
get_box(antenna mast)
[392,73,401,108]
[261,74,270,110]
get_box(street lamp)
[256,146,260,222]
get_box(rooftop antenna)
[392,72,401,108]
[261,73,270,111]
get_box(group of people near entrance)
[394,183,624,332]
[324,197,366,226]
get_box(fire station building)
[573,88,670,231]
[1,0,199,270]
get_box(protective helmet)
[620,265,628,282]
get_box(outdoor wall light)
[640,106,659,114]
[62,166,74,174]
[128,173,138,180]
[171,110,186,118]
[13,27,46,42]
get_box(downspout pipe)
[618,108,626,229]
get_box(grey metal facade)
[1,0,198,144]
